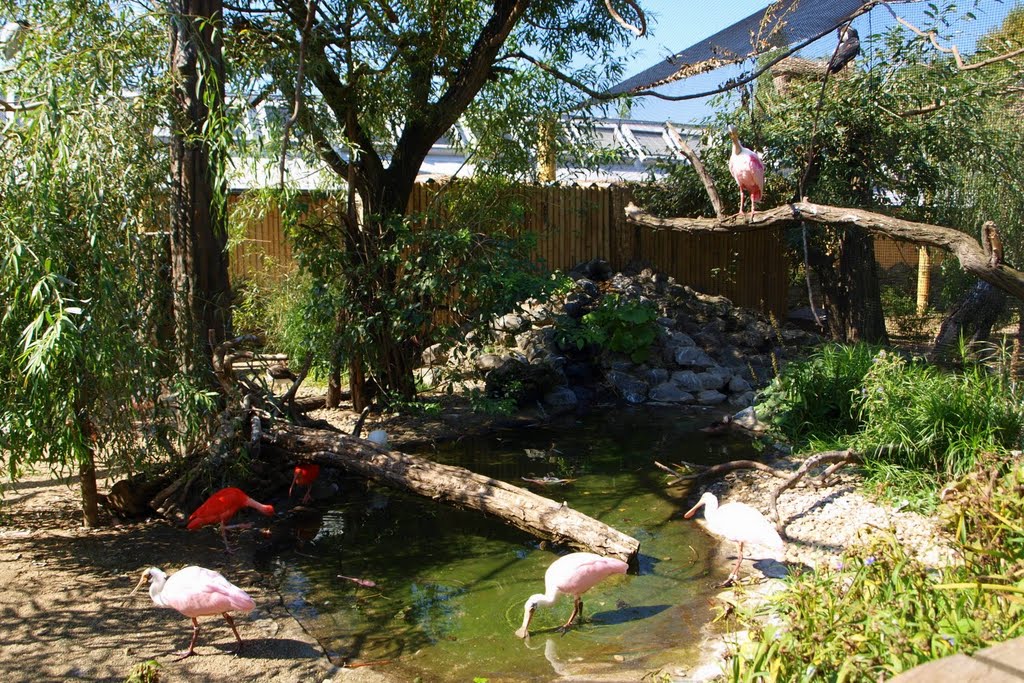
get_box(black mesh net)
[609,0,872,95]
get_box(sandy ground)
[0,470,397,683]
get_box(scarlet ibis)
[515,552,628,638]
[828,26,860,74]
[187,487,274,552]
[684,491,784,585]
[727,125,765,219]
[289,464,320,504]
[128,565,255,659]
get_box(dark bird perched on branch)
[828,26,860,74]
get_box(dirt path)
[0,471,393,683]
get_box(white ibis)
[727,125,765,218]
[515,552,628,638]
[684,491,783,585]
[128,565,256,659]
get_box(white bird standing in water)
[684,491,783,585]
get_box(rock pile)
[420,259,820,411]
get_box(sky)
[605,0,1021,125]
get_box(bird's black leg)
[223,613,245,656]
[174,617,201,660]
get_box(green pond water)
[271,406,757,681]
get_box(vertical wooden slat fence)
[226,184,792,315]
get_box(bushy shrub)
[755,343,879,444]
[852,350,1024,478]
[726,457,1024,682]
[555,294,659,363]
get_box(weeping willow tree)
[0,1,188,525]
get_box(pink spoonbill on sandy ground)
[727,125,765,219]
[187,487,275,552]
[128,565,256,659]
[684,491,784,585]
[515,551,628,638]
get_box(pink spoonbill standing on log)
[128,565,256,659]
[727,125,765,219]
[515,551,628,638]
[684,491,784,585]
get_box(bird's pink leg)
[729,542,746,583]
[301,487,313,504]
[173,617,201,660]
[223,613,245,655]
[220,521,235,554]
[558,596,583,632]
[738,189,744,217]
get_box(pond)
[268,406,759,681]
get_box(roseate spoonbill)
[727,125,765,219]
[684,491,783,585]
[515,552,628,638]
[187,487,274,552]
[289,463,320,504]
[128,565,255,659]
[828,26,860,74]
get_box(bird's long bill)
[515,605,535,639]
[683,500,704,519]
[122,570,149,605]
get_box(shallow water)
[271,406,758,681]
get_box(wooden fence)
[228,184,793,314]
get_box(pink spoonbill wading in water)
[128,565,256,659]
[515,551,628,638]
[684,491,784,586]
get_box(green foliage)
[757,342,1024,505]
[0,1,180,487]
[726,458,1024,682]
[277,179,552,401]
[851,349,1024,478]
[466,388,518,417]
[879,285,929,338]
[756,343,879,443]
[124,660,161,683]
[556,294,660,363]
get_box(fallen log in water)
[264,423,640,564]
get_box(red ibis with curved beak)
[127,565,255,659]
[727,125,765,219]
[289,464,320,504]
[187,487,274,552]
[684,491,783,585]
[515,552,628,638]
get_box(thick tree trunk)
[266,423,641,563]
[169,0,231,385]
[326,356,343,408]
[932,221,1009,360]
[819,227,888,343]
[79,454,100,528]
[931,281,1007,361]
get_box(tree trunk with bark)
[168,0,231,385]
[266,423,641,563]
[931,221,1008,360]
[817,227,888,343]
